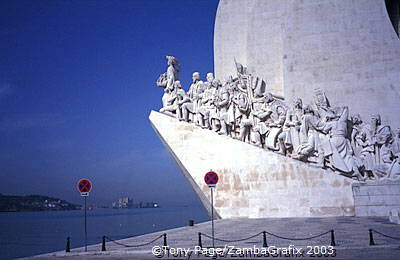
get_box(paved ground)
[24,217,400,260]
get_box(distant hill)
[0,194,80,212]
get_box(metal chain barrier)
[369,229,400,246]
[104,233,165,249]
[201,231,264,243]
[199,230,335,247]
[371,229,400,240]
[63,227,400,253]
[264,230,331,241]
[64,233,168,252]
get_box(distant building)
[112,197,159,209]
[112,197,133,209]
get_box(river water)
[0,206,209,259]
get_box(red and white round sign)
[77,179,92,196]
[204,171,219,187]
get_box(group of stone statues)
[156,56,400,182]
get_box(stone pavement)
[25,217,400,260]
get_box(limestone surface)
[353,179,400,216]
[214,0,400,128]
[149,111,355,218]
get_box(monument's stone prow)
[149,110,356,218]
[149,113,222,220]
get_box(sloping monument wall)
[150,111,355,218]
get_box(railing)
[198,229,335,248]
[368,229,400,246]
[65,233,167,252]
[64,228,400,253]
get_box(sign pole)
[77,179,92,253]
[204,171,218,249]
[211,187,215,248]
[84,196,87,252]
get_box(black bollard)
[163,233,168,247]
[102,236,106,251]
[65,237,71,253]
[263,231,268,247]
[330,230,336,246]
[369,229,375,246]
[198,232,202,248]
[188,220,194,226]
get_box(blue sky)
[0,0,219,206]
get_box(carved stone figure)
[277,98,303,156]
[354,114,392,179]
[226,77,239,136]
[159,81,189,120]
[313,88,336,121]
[159,80,180,117]
[234,92,252,142]
[292,105,319,162]
[374,128,400,181]
[215,80,230,135]
[368,114,392,165]
[313,107,366,181]
[265,106,286,151]
[157,56,180,110]
[197,73,216,129]
[350,114,364,156]
[253,93,287,150]
[181,72,204,124]
[252,93,274,147]
[386,128,400,180]
[392,128,400,154]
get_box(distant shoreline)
[0,207,164,213]
[0,208,81,213]
[0,194,80,212]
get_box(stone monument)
[150,0,400,219]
